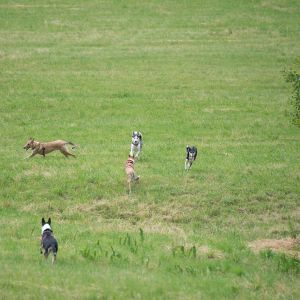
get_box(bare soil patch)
[249,238,300,259]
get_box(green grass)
[1,0,300,299]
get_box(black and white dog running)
[40,217,58,264]
[185,145,197,170]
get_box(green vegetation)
[284,62,300,126]
[0,0,299,299]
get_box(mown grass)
[0,0,300,299]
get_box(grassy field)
[1,0,300,299]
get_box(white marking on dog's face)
[189,152,196,160]
[132,136,140,146]
[41,224,52,234]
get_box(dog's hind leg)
[60,150,68,157]
[52,253,57,264]
[67,151,75,157]
[64,145,75,157]
[60,148,75,157]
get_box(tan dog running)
[125,155,139,193]
[23,138,76,158]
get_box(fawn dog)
[23,138,76,158]
[125,155,139,193]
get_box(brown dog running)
[23,138,76,158]
[125,155,139,193]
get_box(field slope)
[0,0,299,299]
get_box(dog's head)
[186,145,197,160]
[41,217,52,234]
[23,138,35,150]
[132,131,141,146]
[127,154,135,163]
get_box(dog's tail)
[66,141,77,149]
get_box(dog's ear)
[47,218,51,225]
[42,218,46,225]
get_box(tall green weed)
[283,62,300,126]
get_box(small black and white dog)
[130,131,143,159]
[185,145,198,170]
[40,217,58,264]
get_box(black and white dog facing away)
[40,218,58,264]
[185,145,198,170]
[130,131,143,159]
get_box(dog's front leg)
[135,144,141,159]
[185,160,189,170]
[130,144,135,157]
[25,150,37,159]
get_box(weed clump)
[283,64,300,126]
[276,253,300,274]
[79,230,224,276]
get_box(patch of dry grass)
[249,238,300,259]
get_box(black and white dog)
[130,131,143,159]
[40,218,58,264]
[185,145,198,170]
